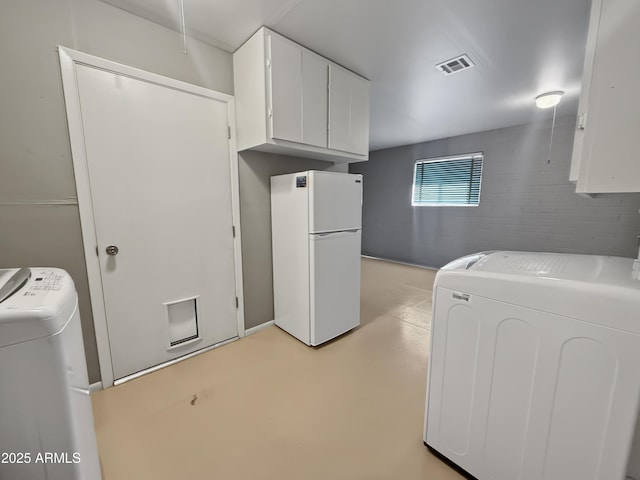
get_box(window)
[412,153,483,206]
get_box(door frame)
[58,46,245,388]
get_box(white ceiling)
[102,0,591,151]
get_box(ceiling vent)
[435,54,475,75]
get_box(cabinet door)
[328,65,352,153]
[575,0,640,193]
[328,65,370,155]
[267,33,303,143]
[349,75,370,156]
[302,51,328,148]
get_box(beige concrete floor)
[91,257,464,480]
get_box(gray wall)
[238,151,341,329]
[0,0,233,383]
[350,115,640,268]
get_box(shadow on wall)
[237,150,333,330]
[350,115,640,268]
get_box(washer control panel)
[23,271,65,296]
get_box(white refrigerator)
[271,170,362,346]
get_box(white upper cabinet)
[268,33,303,144]
[329,65,370,156]
[233,27,370,162]
[570,0,640,193]
[302,51,329,148]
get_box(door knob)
[105,245,119,256]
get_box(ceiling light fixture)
[535,91,564,109]
[535,91,564,165]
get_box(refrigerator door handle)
[310,230,361,239]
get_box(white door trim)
[58,46,245,388]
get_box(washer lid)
[468,251,605,281]
[463,251,639,289]
[0,268,18,287]
[0,268,31,304]
[436,251,640,334]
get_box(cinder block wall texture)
[350,115,640,268]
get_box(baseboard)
[245,320,275,336]
[361,254,439,271]
[89,381,103,393]
[113,337,238,386]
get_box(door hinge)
[577,112,587,130]
[228,126,231,139]
[232,225,236,237]
[95,245,99,256]
[235,297,239,309]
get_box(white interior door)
[74,64,239,380]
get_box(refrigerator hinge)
[95,245,99,256]
[232,225,236,237]
[235,297,239,309]
[228,126,231,139]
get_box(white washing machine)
[0,268,101,480]
[424,251,640,480]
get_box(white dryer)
[424,251,640,480]
[0,268,101,480]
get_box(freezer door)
[309,230,361,345]
[309,171,362,233]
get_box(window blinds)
[412,154,483,206]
